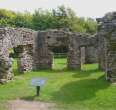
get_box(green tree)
[32,9,54,30]
[0,9,16,27]
[84,18,97,34]
[0,7,97,34]
[14,11,33,28]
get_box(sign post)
[31,78,46,96]
[36,86,40,96]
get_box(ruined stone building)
[0,27,98,83]
[2,11,116,83]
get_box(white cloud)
[0,0,116,18]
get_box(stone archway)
[81,46,98,64]
[0,27,35,83]
[33,30,70,70]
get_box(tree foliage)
[0,6,97,34]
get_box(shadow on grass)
[50,75,110,103]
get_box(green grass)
[0,58,116,110]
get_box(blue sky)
[0,0,116,18]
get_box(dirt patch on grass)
[8,99,54,110]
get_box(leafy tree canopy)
[0,6,97,34]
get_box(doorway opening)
[51,46,68,70]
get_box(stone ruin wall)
[33,30,98,70]
[84,46,98,64]
[77,33,98,65]
[97,12,116,82]
[17,45,33,73]
[69,33,98,67]
[33,31,53,70]
[0,27,99,83]
[0,27,35,83]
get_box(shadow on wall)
[50,75,110,103]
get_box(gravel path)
[8,99,54,110]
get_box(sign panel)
[31,78,46,86]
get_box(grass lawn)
[0,58,116,110]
